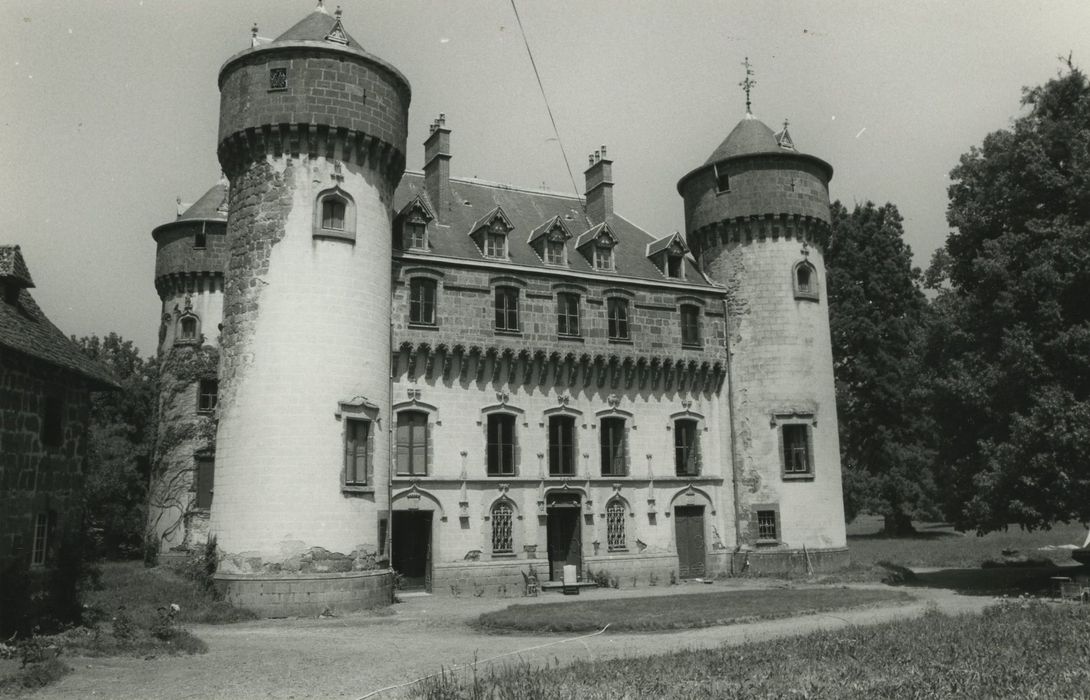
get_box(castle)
[148,4,846,614]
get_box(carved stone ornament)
[606,394,621,409]
[496,391,510,405]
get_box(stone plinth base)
[729,547,851,576]
[214,570,393,617]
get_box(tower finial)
[739,57,756,115]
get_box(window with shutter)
[396,411,428,476]
[345,418,371,486]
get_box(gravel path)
[38,582,992,699]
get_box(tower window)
[41,396,63,447]
[487,413,517,476]
[494,286,520,333]
[396,411,429,476]
[607,298,629,341]
[781,422,814,478]
[674,418,700,476]
[194,232,207,249]
[794,261,819,300]
[680,305,701,347]
[269,67,288,91]
[344,418,371,487]
[178,315,199,343]
[548,415,576,476]
[322,199,346,231]
[194,457,214,510]
[557,293,581,337]
[197,379,218,414]
[31,513,49,566]
[600,417,627,476]
[409,278,437,326]
[714,164,730,193]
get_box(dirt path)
[39,582,992,699]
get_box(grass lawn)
[847,514,1087,569]
[476,587,911,633]
[423,602,1090,699]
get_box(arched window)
[674,418,701,476]
[178,315,199,343]
[606,500,627,552]
[793,261,819,300]
[314,188,356,241]
[491,501,514,554]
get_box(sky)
[2,0,1088,355]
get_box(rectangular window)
[406,221,427,250]
[41,396,63,447]
[600,417,627,476]
[548,415,576,476]
[269,67,288,90]
[607,298,630,340]
[485,232,506,258]
[194,457,214,510]
[756,510,779,542]
[782,423,813,477]
[345,418,371,486]
[715,164,730,193]
[487,414,516,476]
[31,513,48,566]
[409,278,437,326]
[194,231,207,250]
[557,293,581,337]
[396,411,428,476]
[322,199,346,230]
[680,305,701,347]
[494,287,520,332]
[593,245,614,271]
[545,240,565,265]
[197,379,218,414]
[674,419,700,476]
[667,255,683,279]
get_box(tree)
[826,201,937,534]
[926,60,1090,533]
[74,333,159,557]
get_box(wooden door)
[547,508,582,581]
[675,505,706,578]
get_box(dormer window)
[593,243,614,271]
[545,239,566,265]
[396,197,435,252]
[667,254,683,279]
[405,220,427,250]
[485,229,507,258]
[314,188,356,242]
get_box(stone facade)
[149,8,848,612]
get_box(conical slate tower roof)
[703,115,781,165]
[177,182,229,222]
[274,5,363,50]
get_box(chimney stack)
[423,113,452,224]
[583,144,613,224]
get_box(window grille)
[31,513,48,566]
[269,67,287,90]
[606,501,626,552]
[607,298,629,340]
[494,287,519,332]
[757,510,778,541]
[491,501,514,554]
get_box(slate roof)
[704,115,783,165]
[646,231,689,258]
[177,182,228,222]
[393,173,712,287]
[274,7,363,49]
[0,245,118,388]
[0,244,34,288]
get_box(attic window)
[667,255,684,279]
[714,164,730,193]
[485,230,507,259]
[593,243,615,271]
[269,68,287,91]
[545,239,566,266]
[404,220,428,250]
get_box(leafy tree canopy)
[826,201,936,533]
[927,60,1090,533]
[74,333,158,558]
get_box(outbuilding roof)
[0,245,118,388]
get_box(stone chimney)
[423,114,452,224]
[583,145,613,225]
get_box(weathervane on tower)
[740,57,756,114]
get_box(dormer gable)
[528,215,572,266]
[395,195,435,251]
[575,222,619,271]
[469,206,514,259]
[647,231,691,280]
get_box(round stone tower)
[148,182,228,559]
[677,112,847,567]
[211,4,410,604]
